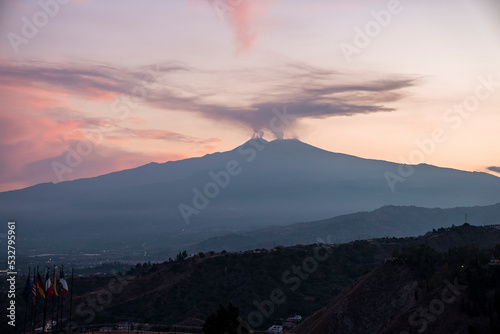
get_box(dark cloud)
[146,64,417,139]
[0,60,417,139]
[487,166,500,174]
[0,60,187,98]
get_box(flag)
[37,273,46,299]
[22,274,31,303]
[59,267,68,296]
[53,267,59,296]
[45,267,54,297]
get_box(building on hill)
[118,322,133,331]
[281,314,303,330]
[266,325,283,333]
[488,258,500,265]
[282,321,296,329]
[285,315,302,323]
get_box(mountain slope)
[189,204,500,253]
[2,138,500,258]
[292,263,420,334]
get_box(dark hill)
[7,224,500,334]
[292,240,500,334]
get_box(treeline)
[396,243,500,332]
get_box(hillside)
[6,224,500,333]
[293,240,500,333]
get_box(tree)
[203,303,250,334]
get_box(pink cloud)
[197,144,219,156]
[127,116,147,125]
[229,1,259,54]
[0,67,221,192]
[194,0,275,55]
[39,145,187,186]
[229,0,275,55]
[0,100,190,191]
[0,141,187,192]
[0,82,89,191]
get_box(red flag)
[60,267,69,296]
[45,267,54,297]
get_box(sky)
[0,0,499,192]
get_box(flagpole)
[59,265,64,332]
[69,267,74,325]
[33,266,38,334]
[30,268,34,334]
[56,266,59,329]
[51,266,55,331]
[31,268,37,334]
[23,267,31,334]
[43,294,47,332]
[43,267,47,333]
[58,286,62,332]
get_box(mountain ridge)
[188,203,500,253]
[2,138,498,193]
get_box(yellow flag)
[37,273,46,299]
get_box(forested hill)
[293,238,500,333]
[7,224,500,333]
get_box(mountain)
[2,138,500,260]
[188,204,500,253]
